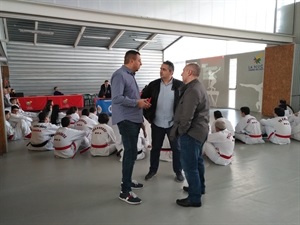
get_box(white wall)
[164,37,266,80]
[17,0,276,33]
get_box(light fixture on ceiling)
[134,38,157,43]
[19,29,54,35]
[83,35,111,40]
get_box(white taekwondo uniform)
[119,128,149,162]
[27,122,59,151]
[68,113,80,127]
[89,113,98,123]
[5,119,31,141]
[9,113,33,128]
[53,127,90,158]
[11,103,38,122]
[90,123,117,156]
[74,115,98,142]
[211,118,235,135]
[289,111,300,141]
[203,129,235,166]
[260,116,291,144]
[235,115,265,144]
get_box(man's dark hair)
[81,108,89,116]
[163,60,174,72]
[98,113,109,124]
[240,106,250,115]
[274,107,285,117]
[61,117,70,127]
[124,50,140,64]
[214,110,223,119]
[5,110,10,115]
[54,86,57,90]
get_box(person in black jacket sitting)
[53,86,64,95]
[98,80,111,98]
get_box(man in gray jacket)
[170,63,210,207]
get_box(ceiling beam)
[0,0,294,45]
[137,33,157,51]
[108,30,125,50]
[74,26,86,47]
[3,18,9,41]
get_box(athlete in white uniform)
[27,112,59,151]
[260,107,291,144]
[74,108,98,142]
[288,111,300,141]
[54,117,90,158]
[66,106,80,127]
[119,126,149,162]
[203,120,234,166]
[5,110,32,141]
[10,98,38,121]
[211,110,234,135]
[235,106,264,144]
[89,107,98,123]
[90,113,117,156]
[9,105,33,128]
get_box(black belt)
[28,139,49,148]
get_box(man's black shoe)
[175,172,185,182]
[145,171,156,180]
[183,186,205,195]
[176,198,201,207]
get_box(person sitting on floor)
[74,108,98,142]
[9,105,33,128]
[90,113,117,156]
[203,120,234,166]
[5,110,32,141]
[260,107,291,145]
[50,104,66,126]
[211,110,234,135]
[53,86,64,96]
[235,106,265,144]
[66,106,80,127]
[54,117,90,158]
[89,107,98,123]
[278,99,294,117]
[27,112,59,151]
[10,97,38,121]
[288,110,300,141]
[42,100,54,118]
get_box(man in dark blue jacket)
[141,60,184,182]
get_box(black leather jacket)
[141,78,183,123]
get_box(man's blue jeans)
[179,134,205,203]
[117,120,141,194]
[150,124,182,174]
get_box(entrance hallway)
[0,109,299,225]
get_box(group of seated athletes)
[5,97,300,163]
[5,98,150,160]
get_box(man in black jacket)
[98,80,111,98]
[141,60,184,182]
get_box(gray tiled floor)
[0,109,299,225]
